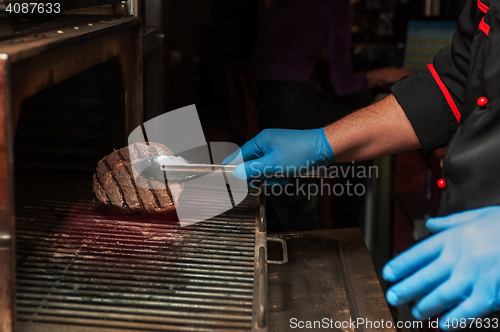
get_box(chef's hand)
[383,206,500,330]
[425,206,500,233]
[222,128,334,181]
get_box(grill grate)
[15,173,262,332]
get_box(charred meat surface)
[92,142,184,213]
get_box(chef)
[224,0,500,329]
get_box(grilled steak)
[92,142,184,213]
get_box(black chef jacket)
[392,0,499,217]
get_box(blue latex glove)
[383,206,500,330]
[222,128,334,181]
[425,206,500,233]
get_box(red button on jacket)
[437,179,446,188]
[478,97,488,107]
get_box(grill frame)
[252,190,268,332]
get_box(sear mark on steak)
[92,142,184,213]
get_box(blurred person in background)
[251,0,413,130]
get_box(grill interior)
[15,173,260,331]
[15,58,126,173]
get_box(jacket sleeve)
[391,0,476,153]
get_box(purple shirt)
[250,0,368,96]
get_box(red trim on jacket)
[427,63,461,123]
[480,17,490,35]
[478,0,489,13]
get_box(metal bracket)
[267,237,288,265]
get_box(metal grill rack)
[14,173,267,332]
